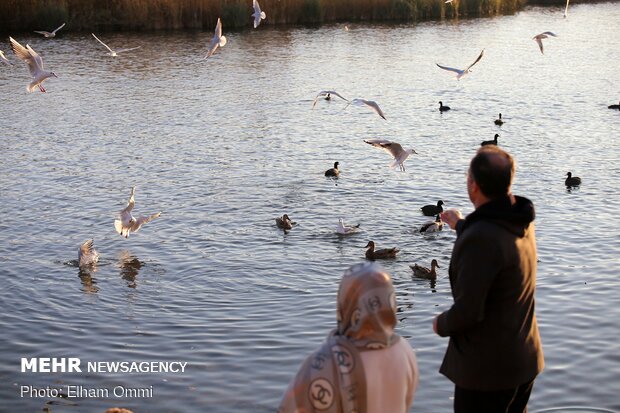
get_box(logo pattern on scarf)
[309,378,334,410]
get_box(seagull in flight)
[9,37,57,93]
[533,32,557,55]
[78,239,99,268]
[436,49,484,80]
[205,18,227,59]
[364,139,417,171]
[0,50,11,65]
[312,90,348,108]
[252,0,267,28]
[92,33,141,57]
[345,98,387,120]
[564,0,569,18]
[34,22,66,38]
[114,187,162,238]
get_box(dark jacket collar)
[456,195,535,237]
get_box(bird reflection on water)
[118,251,143,289]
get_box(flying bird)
[436,49,485,80]
[9,37,57,93]
[34,22,66,38]
[335,218,361,235]
[564,0,570,18]
[312,90,348,109]
[0,50,11,65]
[533,32,557,55]
[78,239,99,268]
[345,98,387,120]
[252,0,267,28]
[205,18,227,59]
[92,33,141,57]
[114,187,162,238]
[364,139,417,172]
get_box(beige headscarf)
[278,262,399,413]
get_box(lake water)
[1,2,619,412]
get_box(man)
[433,146,544,412]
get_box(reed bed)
[0,0,609,33]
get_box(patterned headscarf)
[278,262,399,413]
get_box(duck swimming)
[325,161,340,177]
[276,214,295,231]
[420,215,443,233]
[565,172,581,187]
[410,259,440,280]
[421,200,444,216]
[365,241,399,260]
[481,134,499,146]
[608,101,620,110]
[494,113,504,125]
[439,101,451,112]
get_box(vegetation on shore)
[0,0,614,33]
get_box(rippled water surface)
[1,2,619,412]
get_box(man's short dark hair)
[470,146,515,199]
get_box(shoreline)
[1,0,617,34]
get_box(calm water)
[1,2,619,412]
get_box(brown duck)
[410,259,440,280]
[365,240,399,260]
[275,214,295,231]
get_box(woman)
[278,262,418,413]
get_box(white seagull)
[335,218,361,235]
[533,32,557,55]
[92,33,141,57]
[205,18,227,59]
[252,0,267,28]
[9,37,57,93]
[364,139,417,171]
[436,49,485,80]
[564,0,570,18]
[34,22,66,38]
[78,239,99,267]
[114,187,162,238]
[345,98,387,120]
[0,50,11,65]
[312,90,349,108]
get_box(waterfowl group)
[364,241,399,260]
[565,172,581,187]
[481,134,499,146]
[420,215,443,233]
[494,113,504,125]
[421,200,444,216]
[439,101,451,112]
[410,259,440,280]
[325,162,340,177]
